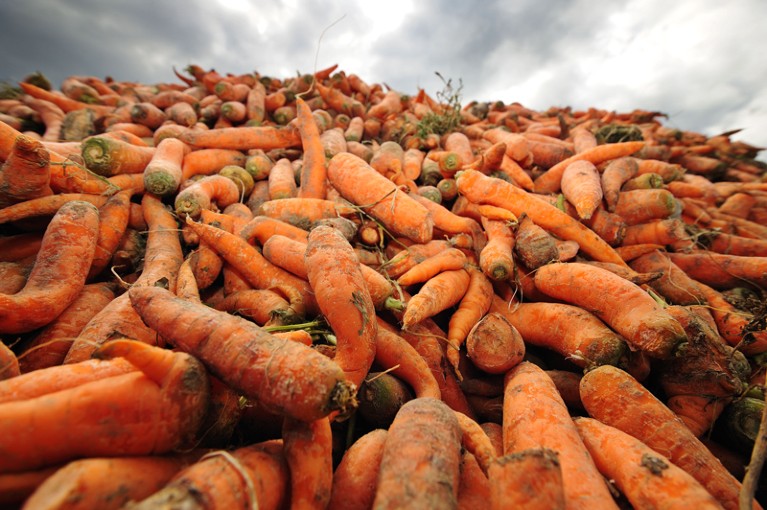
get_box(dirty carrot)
[328,428,387,510]
[457,169,627,266]
[560,159,603,220]
[180,148,248,181]
[0,201,99,335]
[402,268,471,330]
[283,417,333,510]
[533,262,687,358]
[579,365,759,510]
[465,310,525,375]
[142,136,189,197]
[87,188,135,280]
[613,188,681,225]
[327,152,434,243]
[294,96,327,199]
[488,448,566,510]
[267,157,298,199]
[373,397,462,510]
[397,247,467,286]
[80,135,156,176]
[128,285,356,421]
[574,417,723,509]
[238,214,309,245]
[257,196,355,230]
[666,251,767,290]
[174,174,240,220]
[0,134,52,208]
[305,225,377,390]
[601,157,639,211]
[513,212,560,270]
[178,123,301,150]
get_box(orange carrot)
[283,417,333,510]
[178,124,301,150]
[490,295,627,368]
[0,201,99,335]
[534,140,645,194]
[0,134,52,208]
[621,218,688,246]
[295,96,327,199]
[381,239,451,279]
[666,251,767,290]
[601,157,639,211]
[613,188,682,225]
[130,101,167,129]
[0,342,20,381]
[0,340,209,474]
[257,196,355,230]
[88,188,135,280]
[488,448,566,510]
[213,288,301,327]
[18,81,114,117]
[580,365,759,510]
[327,152,434,243]
[267,157,298,200]
[402,268,471,330]
[574,417,723,509]
[466,311,525,375]
[305,225,377,390]
[238,214,309,245]
[328,428,387,510]
[456,169,627,266]
[129,285,356,421]
[314,81,366,118]
[373,397,462,509]
[397,247,467,286]
[174,174,240,220]
[561,160,603,220]
[142,137,189,197]
[80,135,155,176]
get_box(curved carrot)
[305,225,377,390]
[580,365,760,510]
[327,152,434,243]
[614,188,681,225]
[375,318,441,399]
[533,262,687,359]
[143,137,189,197]
[174,174,240,220]
[328,428,387,510]
[373,397,462,509]
[600,157,639,211]
[397,247,467,286]
[129,285,355,421]
[0,201,99,335]
[533,140,645,193]
[402,268,471,330]
[503,362,618,509]
[88,188,136,280]
[283,417,333,510]
[456,169,627,266]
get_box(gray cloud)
[1,0,765,156]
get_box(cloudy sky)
[2,0,766,157]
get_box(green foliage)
[416,72,463,138]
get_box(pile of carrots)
[1,63,766,509]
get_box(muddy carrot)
[397,248,467,286]
[666,251,767,290]
[488,448,566,510]
[174,174,240,220]
[238,214,309,245]
[0,134,52,208]
[328,428,387,510]
[257,196,355,230]
[0,343,19,381]
[513,212,560,270]
[142,137,189,196]
[456,169,627,266]
[327,152,434,243]
[466,310,525,375]
[600,157,639,211]
[80,135,155,176]
[580,365,759,510]
[533,262,687,358]
[561,160,603,220]
[283,417,333,510]
[503,362,618,509]
[128,285,355,421]
[373,397,463,510]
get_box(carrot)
[373,397,463,509]
[17,282,115,373]
[465,310,525,375]
[0,340,209,474]
[327,152,434,243]
[0,119,119,195]
[397,247,467,286]
[18,81,114,117]
[560,159,603,220]
[534,140,645,194]
[141,137,189,196]
[305,225,377,390]
[628,249,704,305]
[319,126,348,158]
[213,288,301,327]
[446,265,494,377]
[513,212,560,270]
[178,124,301,150]
[703,231,767,257]
[328,428,387,510]
[283,417,333,510]
[600,156,639,211]
[267,157,298,200]
[367,89,403,119]
[238,214,309,245]
[582,205,628,247]
[185,217,318,313]
[614,188,682,225]
[129,101,167,129]
[129,285,356,421]
[64,193,184,362]
[503,362,618,508]
[0,201,99,335]
[579,365,760,510]
[490,295,627,368]
[402,268,471,330]
[0,466,59,507]
[474,217,513,282]
[482,128,531,165]
[456,169,627,266]
[488,448,566,510]
[85,188,135,280]
[534,262,687,358]
[381,239,452,279]
[174,174,240,220]
[293,97,328,199]
[21,452,205,510]
[574,417,724,509]
[129,440,289,510]
[314,81,365,118]
[375,318,442,399]
[0,134,52,208]
[666,251,767,290]
[621,218,688,246]
[0,342,20,381]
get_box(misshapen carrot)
[305,225,377,390]
[402,268,471,330]
[0,134,52,208]
[373,397,462,510]
[503,362,618,509]
[456,169,627,266]
[128,285,356,421]
[533,262,687,359]
[0,201,99,335]
[327,152,434,243]
[488,448,566,510]
[580,365,759,510]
